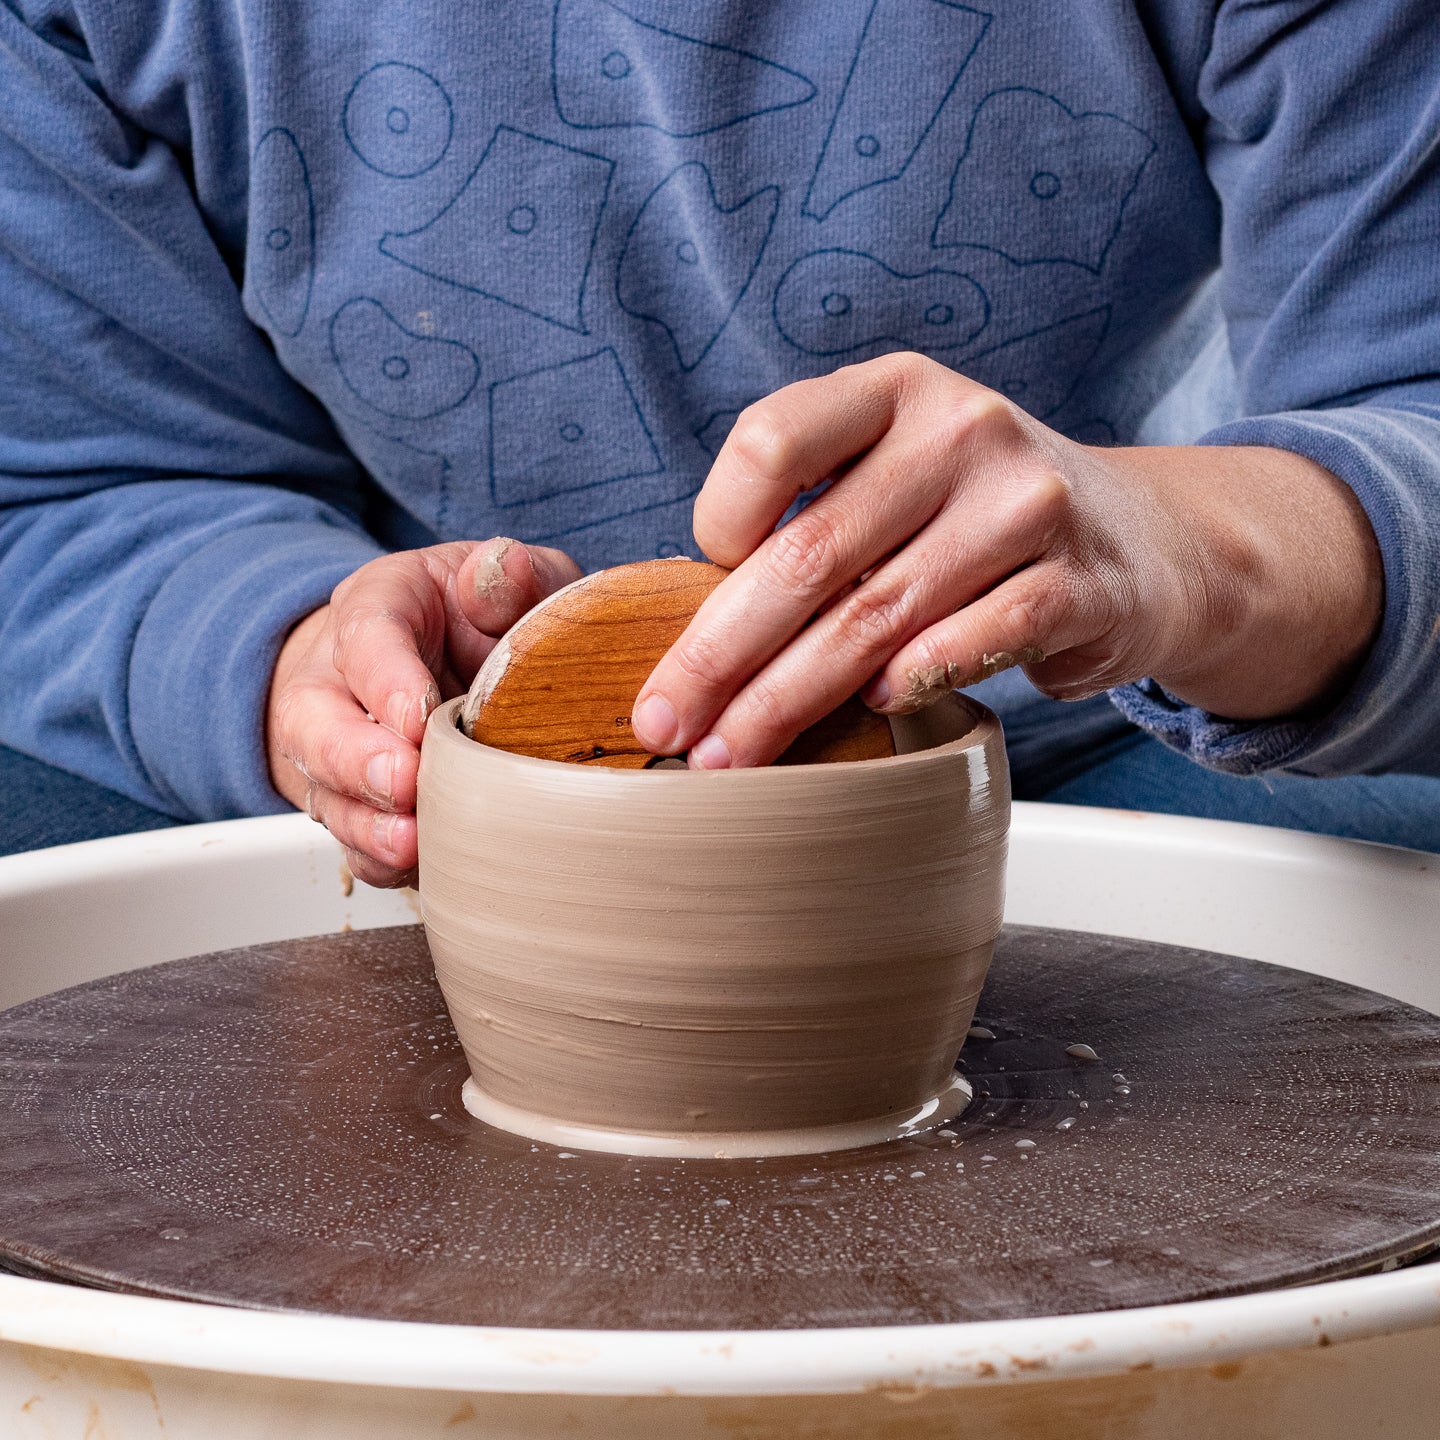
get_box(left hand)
[631,352,1382,768]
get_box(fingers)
[330,559,446,747]
[329,540,584,745]
[305,783,418,888]
[636,398,1063,761]
[674,487,1076,767]
[635,436,956,755]
[454,538,583,641]
[861,562,1109,714]
[692,355,922,568]
[270,537,584,888]
[635,364,1039,759]
[270,669,419,814]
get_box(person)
[3,0,1439,882]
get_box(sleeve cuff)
[129,519,384,819]
[1110,403,1440,778]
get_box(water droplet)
[1055,1117,1076,1131]
[909,1170,926,1179]
[1066,1043,1099,1061]
[967,1025,996,1041]
[1014,1138,1036,1149]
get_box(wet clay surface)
[0,924,1437,1329]
[420,696,1007,1140]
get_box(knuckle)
[870,351,936,413]
[995,582,1054,646]
[302,781,324,824]
[330,572,358,610]
[873,349,931,389]
[943,392,1024,451]
[767,511,845,597]
[835,575,915,652]
[973,390,1023,431]
[270,686,306,752]
[312,731,351,789]
[1021,468,1075,537]
[322,795,370,855]
[331,604,369,663]
[906,630,956,680]
[742,673,797,741]
[727,406,801,482]
[670,632,730,692]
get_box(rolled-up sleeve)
[1111,0,1440,777]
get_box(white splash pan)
[0,805,1436,1439]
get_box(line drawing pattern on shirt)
[773,248,989,356]
[529,486,704,566]
[958,306,1111,419]
[342,62,454,178]
[328,298,480,419]
[488,348,664,516]
[551,0,815,136]
[250,128,315,338]
[802,0,991,222]
[616,164,780,371]
[380,126,614,333]
[932,89,1156,273]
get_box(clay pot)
[417,695,1009,1157]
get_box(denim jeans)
[0,745,181,856]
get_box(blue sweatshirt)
[2,0,1438,820]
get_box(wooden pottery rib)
[461,558,895,767]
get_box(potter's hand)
[266,540,582,887]
[632,353,1381,768]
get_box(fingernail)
[473,538,517,602]
[365,751,396,805]
[374,811,399,855]
[862,677,891,709]
[689,733,732,770]
[633,692,678,751]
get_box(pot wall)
[417,697,1009,1137]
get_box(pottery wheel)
[0,925,1437,1330]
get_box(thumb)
[456,538,584,637]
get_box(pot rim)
[424,693,1004,782]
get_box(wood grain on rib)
[463,558,895,767]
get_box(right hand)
[266,538,582,888]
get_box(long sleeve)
[0,1,383,819]
[1111,0,1440,778]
